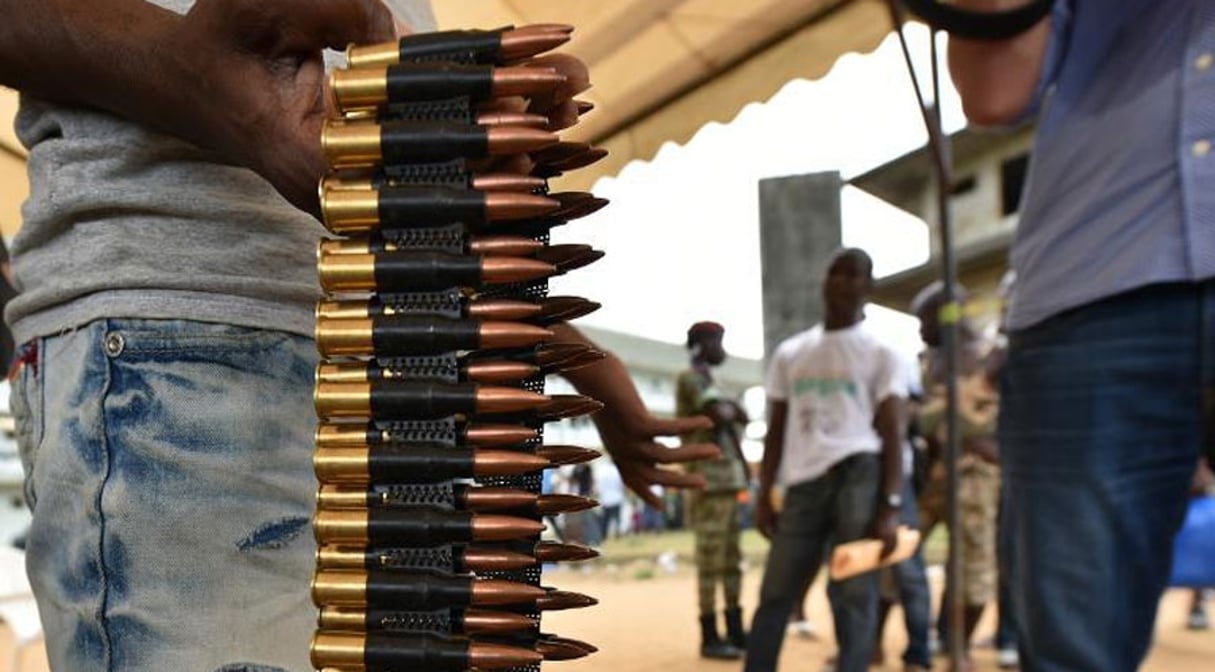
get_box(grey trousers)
[744,454,882,672]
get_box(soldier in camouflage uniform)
[912,282,1001,664]
[678,321,750,660]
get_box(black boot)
[700,613,742,660]
[724,606,748,649]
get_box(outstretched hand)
[550,323,722,507]
[595,411,720,508]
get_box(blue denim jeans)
[12,319,319,672]
[744,454,881,672]
[995,499,1018,651]
[889,478,932,667]
[999,282,1206,671]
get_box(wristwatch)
[883,492,903,509]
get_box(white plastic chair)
[0,546,41,672]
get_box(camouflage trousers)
[691,491,743,615]
[919,459,1001,605]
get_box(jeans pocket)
[10,341,44,508]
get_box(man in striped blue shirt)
[950,2,1214,670]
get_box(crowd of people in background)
[529,234,1215,672]
[674,251,1213,672]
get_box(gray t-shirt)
[7,0,436,345]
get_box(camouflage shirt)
[676,368,749,493]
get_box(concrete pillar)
[757,171,842,358]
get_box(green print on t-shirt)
[791,377,858,399]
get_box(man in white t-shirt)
[744,248,907,672]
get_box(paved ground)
[4,559,1212,671]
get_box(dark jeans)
[600,504,621,539]
[1000,281,1206,671]
[891,478,932,667]
[745,454,881,672]
[995,498,1018,651]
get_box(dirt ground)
[542,564,1215,672]
[3,564,1212,671]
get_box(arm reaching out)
[0,0,395,214]
[873,395,906,558]
[550,323,721,508]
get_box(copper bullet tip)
[535,494,599,515]
[463,486,538,511]
[536,244,603,273]
[493,66,566,98]
[471,514,546,541]
[536,394,604,420]
[464,423,540,446]
[474,449,550,476]
[470,173,547,194]
[532,341,594,366]
[481,256,557,284]
[521,23,575,34]
[559,195,611,221]
[500,30,572,62]
[470,235,547,258]
[476,111,551,128]
[486,192,562,221]
[541,350,606,375]
[465,360,542,384]
[568,637,600,654]
[479,321,555,350]
[462,608,537,634]
[536,636,595,661]
[466,298,545,321]
[484,126,559,155]
[535,242,590,263]
[534,540,601,563]
[537,444,602,466]
[552,146,611,172]
[477,386,554,414]
[538,296,602,322]
[536,589,599,611]
[472,578,548,606]
[470,641,544,669]
[556,349,609,374]
[464,235,546,256]
[461,547,540,572]
[575,99,595,115]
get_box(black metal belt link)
[380,97,474,124]
[373,482,459,508]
